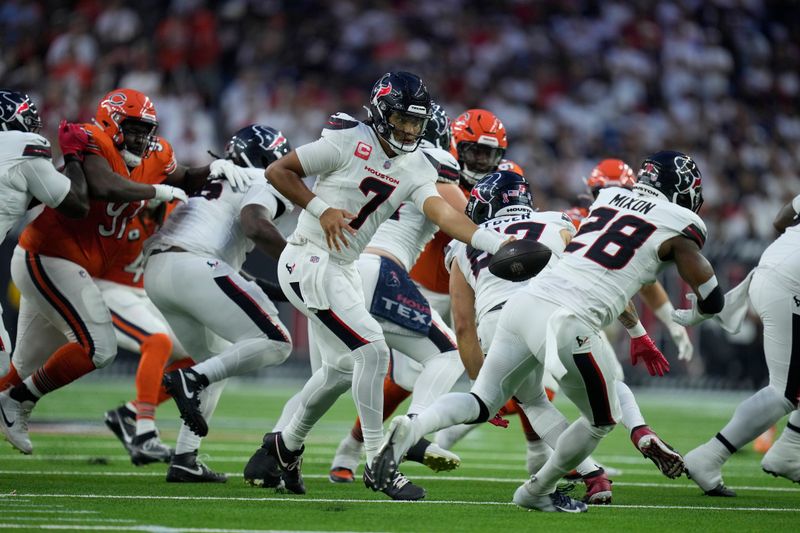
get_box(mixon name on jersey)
[607,193,656,214]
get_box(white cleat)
[420,442,460,472]
[371,416,417,491]
[513,477,588,513]
[637,433,685,479]
[0,392,34,454]
[329,433,363,483]
[684,446,736,497]
[762,438,800,483]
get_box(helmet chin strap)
[121,149,143,168]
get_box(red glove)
[489,413,509,428]
[630,334,670,377]
[58,120,90,160]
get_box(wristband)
[63,154,82,165]
[698,275,718,299]
[626,321,646,338]
[471,228,505,254]
[792,193,800,215]
[306,196,331,218]
[653,301,675,326]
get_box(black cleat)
[704,484,737,497]
[364,465,425,501]
[130,430,173,466]
[166,451,227,483]
[162,368,208,437]
[104,405,136,453]
[244,432,305,494]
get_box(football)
[488,239,552,282]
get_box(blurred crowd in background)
[3,0,799,388]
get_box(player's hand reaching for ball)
[320,208,357,252]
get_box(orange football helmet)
[452,109,508,186]
[586,158,635,197]
[497,159,524,175]
[564,206,589,230]
[94,88,158,159]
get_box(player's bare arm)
[83,153,186,203]
[449,261,483,380]
[638,280,694,361]
[436,182,467,211]
[57,158,90,218]
[662,236,724,326]
[266,151,356,252]
[240,204,287,260]
[772,194,800,234]
[422,195,508,253]
[617,300,640,330]
[164,164,211,193]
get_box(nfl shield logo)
[384,161,392,170]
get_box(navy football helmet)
[367,71,432,153]
[466,171,533,224]
[421,101,451,151]
[0,90,42,134]
[634,150,704,213]
[225,125,292,169]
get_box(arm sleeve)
[410,181,440,212]
[17,158,71,208]
[295,135,344,178]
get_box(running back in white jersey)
[366,145,459,270]
[145,172,292,271]
[532,186,707,329]
[0,130,70,240]
[757,223,800,292]
[446,208,576,323]
[292,113,440,263]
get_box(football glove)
[671,293,713,327]
[152,184,188,204]
[488,413,509,428]
[58,120,90,161]
[668,323,694,361]
[630,334,670,377]
[209,159,253,191]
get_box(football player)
[142,124,295,482]
[374,150,720,512]
[241,71,511,499]
[0,88,248,455]
[0,90,90,379]
[676,193,800,494]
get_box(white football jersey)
[366,146,459,270]
[292,113,439,263]
[447,207,576,323]
[0,131,70,240]
[145,174,292,271]
[530,186,707,330]
[757,223,800,292]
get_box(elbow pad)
[697,280,724,315]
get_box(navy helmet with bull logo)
[634,150,704,213]
[465,170,533,224]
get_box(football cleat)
[513,477,588,513]
[162,368,207,437]
[104,404,136,453]
[634,428,685,479]
[685,446,736,497]
[371,416,417,491]
[754,425,777,454]
[405,438,460,472]
[130,430,173,466]
[761,438,800,483]
[244,432,305,494]
[329,433,363,483]
[582,469,612,504]
[166,451,227,483]
[364,464,425,501]
[0,392,33,454]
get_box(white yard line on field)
[0,526,375,533]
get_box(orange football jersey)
[411,159,525,294]
[19,124,177,277]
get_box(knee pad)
[351,340,390,368]
[91,326,118,369]
[468,392,491,424]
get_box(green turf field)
[1,380,797,532]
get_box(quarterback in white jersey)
[375,151,722,513]
[677,195,800,495]
[242,72,509,500]
[0,91,89,376]
[141,125,294,483]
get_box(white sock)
[272,390,303,432]
[529,417,613,495]
[282,365,351,452]
[193,338,289,383]
[136,418,156,436]
[718,386,794,451]
[350,341,390,464]
[407,350,462,414]
[616,381,646,431]
[175,379,226,455]
[777,410,800,445]
[435,423,477,450]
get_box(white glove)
[152,184,188,203]
[209,159,253,190]
[671,293,712,327]
[668,324,694,361]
